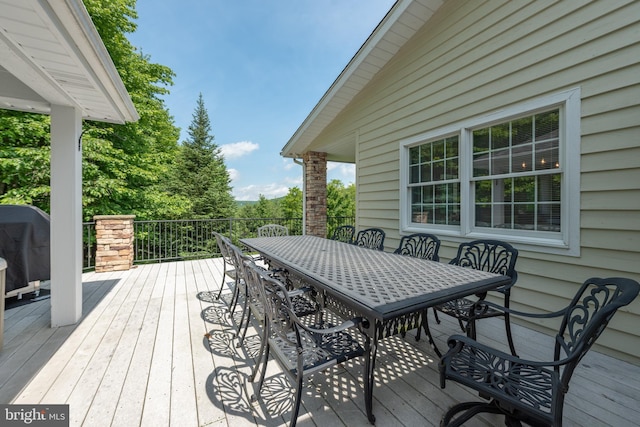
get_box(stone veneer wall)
[303,151,327,237]
[94,215,135,272]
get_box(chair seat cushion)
[269,323,365,375]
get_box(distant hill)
[236,196,284,207]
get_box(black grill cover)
[0,205,51,293]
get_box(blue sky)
[127,0,396,201]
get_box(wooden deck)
[1,258,639,427]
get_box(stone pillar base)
[94,215,135,272]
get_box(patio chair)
[234,250,318,350]
[246,262,370,427]
[393,232,441,261]
[354,227,385,251]
[330,225,355,244]
[257,224,289,237]
[394,233,441,340]
[425,240,519,357]
[213,232,240,303]
[439,276,640,427]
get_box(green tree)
[327,179,355,218]
[0,0,189,221]
[169,94,235,219]
[281,187,303,218]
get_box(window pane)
[491,148,511,175]
[409,146,420,165]
[535,140,558,171]
[411,186,422,204]
[475,204,491,227]
[445,159,458,179]
[448,205,461,225]
[434,206,447,224]
[514,176,535,202]
[410,165,420,183]
[420,163,431,182]
[512,145,533,173]
[501,178,513,203]
[448,182,460,203]
[435,184,447,203]
[446,137,458,157]
[535,111,559,140]
[420,144,431,162]
[476,180,491,203]
[433,161,444,181]
[473,129,490,152]
[512,117,533,145]
[514,204,535,229]
[491,124,510,149]
[473,153,490,177]
[433,140,444,161]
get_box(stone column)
[303,151,327,237]
[94,215,135,272]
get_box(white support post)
[50,105,83,326]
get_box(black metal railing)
[82,216,354,270]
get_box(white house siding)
[310,0,640,362]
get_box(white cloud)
[234,183,290,201]
[227,168,239,181]
[327,162,355,184]
[220,141,259,159]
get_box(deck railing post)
[94,215,135,272]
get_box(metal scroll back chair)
[394,233,441,340]
[428,239,519,357]
[235,251,318,350]
[354,227,385,251]
[213,232,239,302]
[330,225,355,244]
[393,233,441,261]
[439,276,640,427]
[257,224,289,237]
[246,262,370,427]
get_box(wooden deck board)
[2,258,639,427]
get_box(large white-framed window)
[400,88,581,256]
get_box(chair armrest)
[289,310,365,335]
[471,299,569,320]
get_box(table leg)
[365,336,377,424]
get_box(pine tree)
[170,94,235,218]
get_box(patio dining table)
[240,235,511,424]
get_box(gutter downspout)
[293,157,305,235]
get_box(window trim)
[399,87,581,256]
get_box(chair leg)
[422,312,442,358]
[289,375,304,427]
[237,306,251,347]
[504,313,518,357]
[216,259,227,300]
[433,307,442,324]
[248,322,268,382]
[441,400,506,427]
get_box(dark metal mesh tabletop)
[242,236,510,321]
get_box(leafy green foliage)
[0,0,190,221]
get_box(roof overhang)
[0,0,138,124]
[281,0,442,162]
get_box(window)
[400,89,580,255]
[409,136,460,225]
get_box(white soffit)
[0,0,138,123]
[281,0,443,159]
